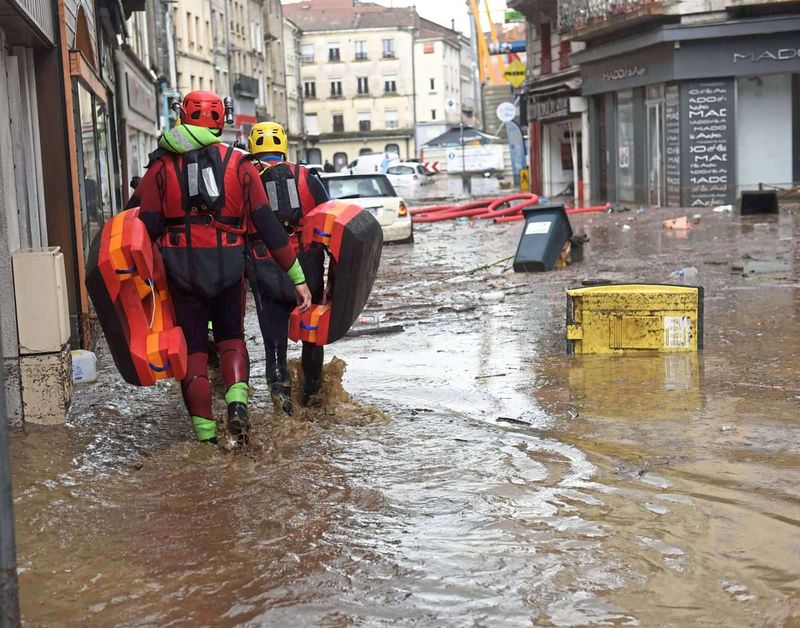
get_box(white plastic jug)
[71,350,97,383]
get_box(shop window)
[385,143,400,156]
[616,89,635,202]
[74,83,118,259]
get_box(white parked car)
[339,152,400,175]
[385,162,434,198]
[321,173,413,244]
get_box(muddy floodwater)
[10,206,800,626]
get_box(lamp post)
[0,299,20,627]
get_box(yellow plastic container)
[566,284,703,354]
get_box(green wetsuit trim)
[225,382,249,405]
[192,416,217,441]
[288,259,306,286]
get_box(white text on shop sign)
[734,48,800,63]
[602,65,648,81]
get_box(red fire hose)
[412,193,538,224]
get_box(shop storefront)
[575,17,800,207]
[117,47,159,188]
[527,74,586,201]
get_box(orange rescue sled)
[86,209,188,385]
[289,200,383,345]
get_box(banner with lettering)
[680,79,736,207]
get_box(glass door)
[616,90,635,202]
[646,86,665,207]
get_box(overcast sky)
[282,0,510,36]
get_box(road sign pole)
[0,298,20,628]
[460,121,470,197]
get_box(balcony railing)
[234,74,260,99]
[558,0,673,36]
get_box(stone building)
[283,0,418,168]
[512,0,800,207]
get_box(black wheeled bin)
[513,204,574,272]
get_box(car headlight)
[397,202,408,217]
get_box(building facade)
[284,0,418,168]
[517,0,800,206]
[510,0,589,203]
[284,17,305,161]
[414,18,476,146]
[264,0,288,127]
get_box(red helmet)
[180,90,225,132]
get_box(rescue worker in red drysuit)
[133,91,312,443]
[245,122,330,413]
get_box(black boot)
[227,401,250,444]
[270,363,293,415]
[301,378,322,407]
[271,380,293,415]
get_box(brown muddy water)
[9,206,800,626]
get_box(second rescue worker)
[246,122,330,413]
[135,91,312,444]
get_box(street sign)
[496,101,516,123]
[505,9,525,23]
[503,59,527,89]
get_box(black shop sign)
[680,79,735,207]
[529,94,570,121]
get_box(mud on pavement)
[10,205,800,625]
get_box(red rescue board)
[86,209,188,385]
[289,200,383,345]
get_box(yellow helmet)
[248,121,288,157]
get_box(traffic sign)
[445,98,459,114]
[503,59,527,88]
[496,101,516,123]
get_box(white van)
[340,152,400,175]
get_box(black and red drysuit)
[246,160,330,409]
[134,142,304,437]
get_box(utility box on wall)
[12,246,70,354]
[11,247,72,424]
